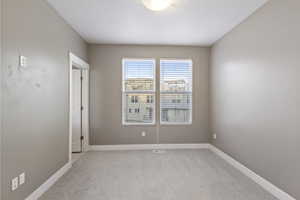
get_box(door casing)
[69,52,90,163]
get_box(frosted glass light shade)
[142,0,172,11]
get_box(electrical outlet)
[213,134,217,139]
[11,177,18,191]
[141,131,146,137]
[19,56,27,67]
[19,173,25,185]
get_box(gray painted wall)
[210,0,300,199]
[0,0,2,199]
[88,45,210,145]
[2,0,87,199]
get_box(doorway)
[72,68,83,153]
[69,53,90,163]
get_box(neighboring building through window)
[122,59,155,125]
[160,60,193,124]
[131,96,138,103]
[147,95,153,103]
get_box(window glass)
[160,60,192,124]
[122,59,155,125]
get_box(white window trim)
[122,58,156,126]
[159,59,193,125]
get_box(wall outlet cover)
[19,56,28,67]
[141,131,146,137]
[213,134,217,139]
[12,177,18,191]
[19,173,25,185]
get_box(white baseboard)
[209,145,296,200]
[90,143,211,151]
[25,162,72,200]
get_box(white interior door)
[72,69,82,153]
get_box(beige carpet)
[41,150,277,200]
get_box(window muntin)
[160,59,193,124]
[122,59,155,125]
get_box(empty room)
[0,0,299,200]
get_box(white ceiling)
[46,0,268,46]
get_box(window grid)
[160,59,193,125]
[122,59,156,125]
[122,58,192,125]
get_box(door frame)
[69,52,90,163]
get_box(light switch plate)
[141,131,146,137]
[12,177,18,191]
[19,173,25,185]
[213,134,217,139]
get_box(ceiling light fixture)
[142,0,172,11]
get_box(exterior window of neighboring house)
[131,96,138,103]
[160,60,193,124]
[147,95,153,103]
[171,99,181,103]
[122,59,155,125]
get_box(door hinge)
[81,106,84,110]
[81,136,84,140]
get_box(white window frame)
[122,58,156,125]
[159,59,193,125]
